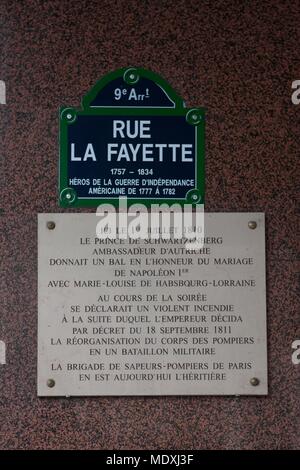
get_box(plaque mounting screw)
[61,108,77,123]
[47,378,55,388]
[47,221,56,230]
[123,67,139,85]
[60,187,77,205]
[186,188,201,204]
[250,377,260,386]
[186,108,202,125]
[248,221,257,230]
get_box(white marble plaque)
[38,213,267,396]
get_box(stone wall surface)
[0,0,299,450]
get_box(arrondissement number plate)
[38,213,267,396]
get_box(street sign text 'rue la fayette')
[59,67,205,207]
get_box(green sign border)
[59,67,205,208]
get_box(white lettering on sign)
[108,119,193,162]
[70,120,194,163]
[71,143,97,162]
[107,143,193,163]
[114,87,150,101]
[113,120,151,139]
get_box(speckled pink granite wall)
[0,0,299,450]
